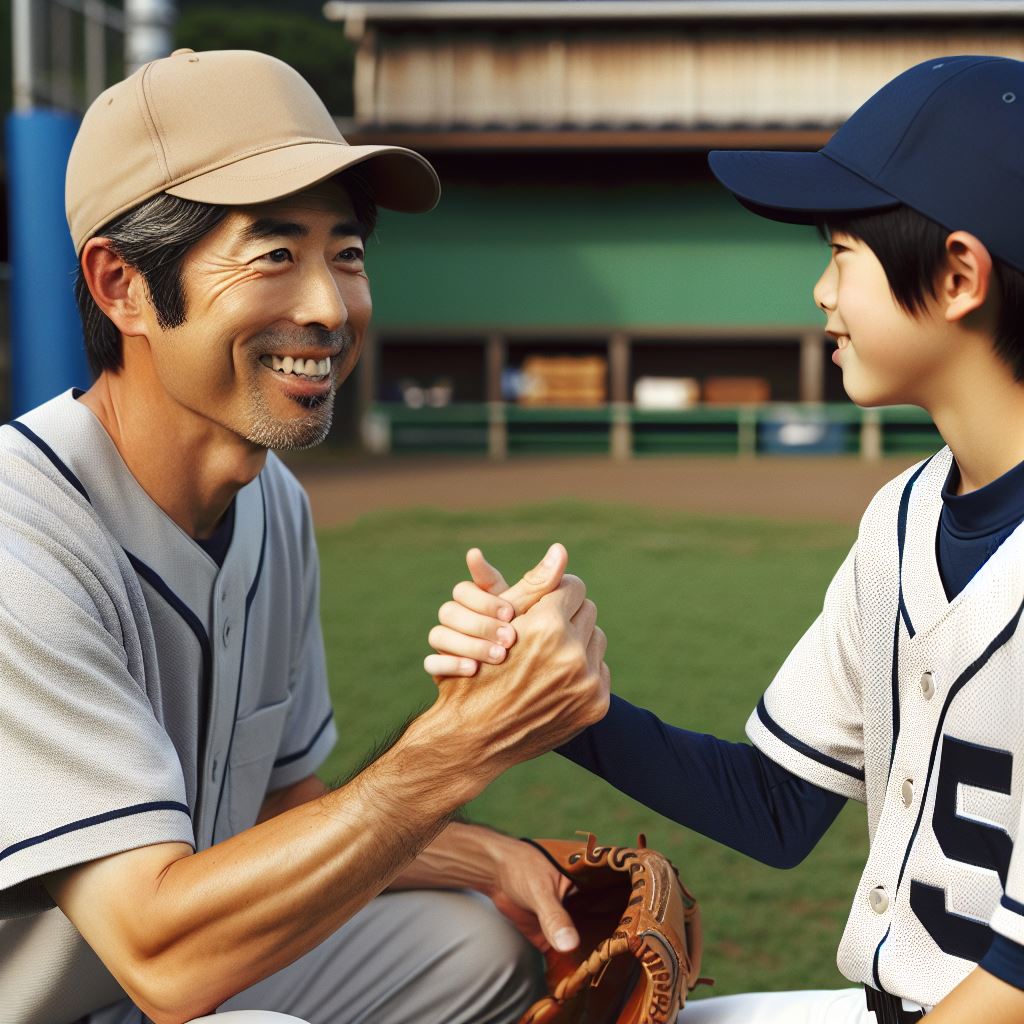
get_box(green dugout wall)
[344,159,939,458]
[367,181,825,331]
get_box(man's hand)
[486,838,577,953]
[424,544,568,678]
[391,822,579,954]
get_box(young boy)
[424,56,1024,1022]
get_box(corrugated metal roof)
[352,29,1024,130]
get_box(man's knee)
[427,891,545,1022]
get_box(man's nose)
[812,260,837,314]
[294,263,347,332]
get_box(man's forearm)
[389,820,510,894]
[52,710,498,1024]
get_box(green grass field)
[316,502,868,998]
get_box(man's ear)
[939,231,994,324]
[80,238,150,338]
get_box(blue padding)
[6,110,90,415]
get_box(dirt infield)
[288,452,921,528]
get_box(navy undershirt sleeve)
[980,933,1024,991]
[558,694,846,869]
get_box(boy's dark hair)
[75,168,378,378]
[820,205,1024,381]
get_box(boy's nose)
[813,260,837,313]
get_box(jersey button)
[869,886,889,915]
[222,619,233,646]
[901,779,914,807]
[919,671,935,699]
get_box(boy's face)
[813,231,949,408]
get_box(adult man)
[0,49,609,1024]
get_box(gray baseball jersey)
[0,390,336,1023]
[747,448,1024,1008]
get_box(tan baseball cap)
[66,48,441,254]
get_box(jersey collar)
[901,447,1024,639]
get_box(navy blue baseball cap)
[709,55,1024,273]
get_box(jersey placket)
[198,477,266,848]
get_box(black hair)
[75,167,379,378]
[818,205,1024,381]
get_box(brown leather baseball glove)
[519,833,705,1024]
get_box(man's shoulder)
[0,398,133,601]
[0,391,95,499]
[0,417,94,524]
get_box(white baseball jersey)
[746,447,1024,1008]
[0,390,337,1023]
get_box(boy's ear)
[80,238,151,339]
[939,231,994,324]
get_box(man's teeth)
[260,355,332,377]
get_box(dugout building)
[323,0,1024,459]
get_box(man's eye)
[338,246,365,264]
[263,248,292,264]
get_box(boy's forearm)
[927,967,1024,1023]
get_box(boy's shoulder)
[858,446,953,546]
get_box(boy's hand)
[424,544,568,678]
[429,571,610,771]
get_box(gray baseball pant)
[90,889,544,1024]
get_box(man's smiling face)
[143,180,371,451]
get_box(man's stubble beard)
[245,379,337,451]
[242,325,355,451]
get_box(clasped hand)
[424,543,610,767]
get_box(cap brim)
[166,142,440,213]
[708,149,899,224]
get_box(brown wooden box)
[520,355,608,407]
[702,376,770,405]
